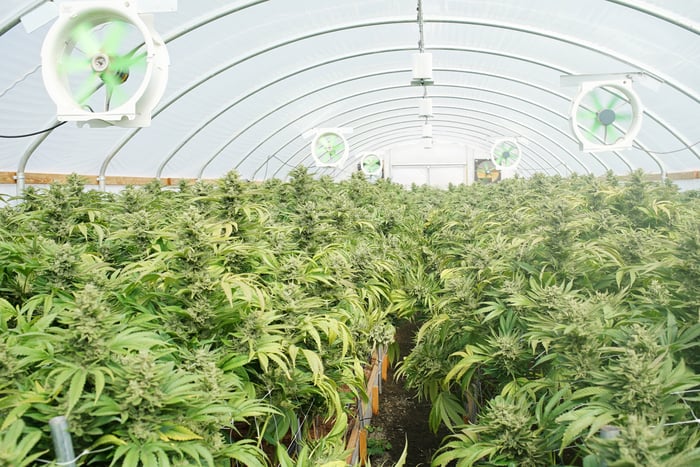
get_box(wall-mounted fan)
[41,1,169,127]
[311,128,351,167]
[474,159,500,184]
[360,153,383,177]
[570,79,643,151]
[490,138,522,170]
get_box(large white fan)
[490,138,522,170]
[310,128,351,168]
[41,1,169,128]
[570,79,643,151]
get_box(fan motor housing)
[41,1,169,127]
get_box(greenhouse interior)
[1,1,699,466]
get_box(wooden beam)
[1,169,699,186]
[0,172,16,184]
[24,173,90,185]
[617,171,700,182]
[0,172,214,186]
[668,170,700,180]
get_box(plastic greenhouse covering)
[0,0,699,195]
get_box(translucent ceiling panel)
[126,24,418,179]
[0,22,55,172]
[1,0,698,183]
[208,86,422,180]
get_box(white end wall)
[385,141,475,188]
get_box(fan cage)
[311,131,350,167]
[490,138,522,170]
[360,153,383,176]
[40,1,165,125]
[570,80,643,152]
[474,159,500,184]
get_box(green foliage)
[393,174,700,466]
[2,170,699,466]
[0,170,422,465]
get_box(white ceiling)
[1,0,699,184]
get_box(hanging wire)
[0,121,67,138]
[0,64,41,100]
[286,400,315,455]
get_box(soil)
[367,320,451,467]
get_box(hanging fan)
[311,130,349,167]
[41,1,169,128]
[570,79,643,151]
[490,138,522,170]
[360,153,383,176]
[475,159,500,184]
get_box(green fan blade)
[102,21,128,56]
[58,55,91,74]
[75,74,101,105]
[606,125,621,144]
[364,158,380,172]
[71,21,100,56]
[319,135,337,147]
[102,72,128,109]
[577,108,598,128]
[316,134,344,163]
[497,143,520,167]
[616,111,632,122]
[111,51,147,72]
[331,145,344,161]
[577,106,596,117]
[590,88,604,110]
[101,71,121,95]
[606,93,621,109]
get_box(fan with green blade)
[570,80,643,151]
[361,153,383,176]
[312,131,348,167]
[58,18,148,111]
[41,1,170,127]
[475,159,500,184]
[575,86,634,146]
[490,139,522,170]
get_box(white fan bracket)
[41,1,170,128]
[570,79,643,152]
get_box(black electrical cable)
[0,121,67,139]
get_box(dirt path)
[368,321,450,466]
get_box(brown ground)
[367,321,451,467]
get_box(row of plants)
[396,171,700,466]
[3,167,699,466]
[0,169,426,466]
